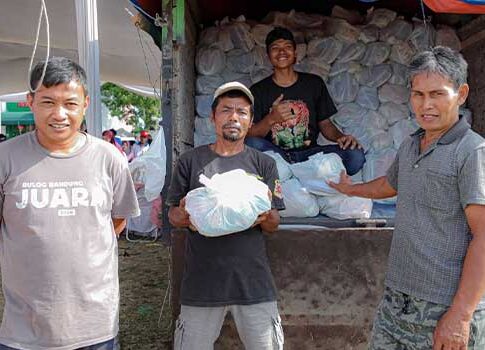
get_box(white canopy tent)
[0,0,161,97]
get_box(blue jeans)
[0,338,115,350]
[245,137,365,176]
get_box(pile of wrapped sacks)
[265,151,372,220]
[194,7,471,213]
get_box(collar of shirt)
[411,116,470,145]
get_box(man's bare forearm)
[260,209,280,233]
[448,205,485,320]
[248,114,274,137]
[319,119,344,142]
[346,176,397,199]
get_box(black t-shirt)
[250,72,337,150]
[166,145,285,306]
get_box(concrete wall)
[460,15,485,137]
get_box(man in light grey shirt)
[0,57,140,350]
[330,47,485,349]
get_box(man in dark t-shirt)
[167,82,285,349]
[247,27,365,175]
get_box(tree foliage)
[101,82,160,131]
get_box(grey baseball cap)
[212,81,254,105]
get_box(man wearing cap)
[132,130,150,158]
[247,27,365,176]
[167,82,285,350]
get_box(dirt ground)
[0,237,173,350]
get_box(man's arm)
[112,218,126,236]
[254,209,280,233]
[328,171,397,199]
[248,94,293,138]
[318,119,361,150]
[168,198,192,229]
[433,204,485,350]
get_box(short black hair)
[265,27,296,52]
[29,56,88,96]
[211,90,254,116]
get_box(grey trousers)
[174,301,284,350]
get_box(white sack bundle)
[338,42,366,63]
[195,95,213,118]
[357,64,392,88]
[280,178,319,218]
[226,49,256,73]
[389,118,418,149]
[196,46,226,75]
[290,153,346,195]
[378,83,409,104]
[409,22,436,52]
[436,26,461,51]
[318,195,372,220]
[227,22,255,52]
[389,41,416,65]
[329,61,362,77]
[264,151,293,182]
[328,72,360,104]
[366,8,397,29]
[356,86,379,110]
[251,24,274,46]
[380,19,413,44]
[361,42,391,66]
[379,102,410,126]
[388,62,409,86]
[307,37,344,64]
[359,25,379,43]
[196,75,224,95]
[185,169,271,237]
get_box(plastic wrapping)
[196,75,224,95]
[359,25,379,43]
[227,22,255,52]
[128,128,167,202]
[366,8,397,29]
[356,86,379,110]
[290,153,346,196]
[294,58,331,81]
[328,72,360,104]
[338,42,366,63]
[296,43,307,63]
[250,66,273,84]
[389,118,418,149]
[378,83,409,104]
[361,42,391,66]
[196,47,226,75]
[252,46,272,67]
[307,37,344,64]
[331,103,366,129]
[195,116,216,136]
[379,102,410,126]
[380,19,413,44]
[362,148,397,182]
[185,169,271,237]
[409,22,436,52]
[318,195,373,220]
[329,61,362,77]
[264,151,293,182]
[357,64,392,88]
[226,49,255,73]
[251,24,274,46]
[389,63,409,86]
[279,178,319,218]
[195,95,213,118]
[389,41,416,65]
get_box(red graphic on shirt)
[270,100,310,150]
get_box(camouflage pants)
[369,287,485,350]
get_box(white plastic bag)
[279,178,319,218]
[361,42,391,66]
[185,169,271,237]
[378,83,409,104]
[318,194,372,220]
[196,46,226,75]
[290,153,345,196]
[357,64,392,88]
[328,72,359,104]
[264,151,293,182]
[128,128,167,202]
[356,86,379,110]
[307,37,344,64]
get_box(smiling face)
[410,72,469,137]
[211,96,253,143]
[268,39,297,70]
[28,80,89,152]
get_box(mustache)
[222,122,241,130]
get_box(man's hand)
[328,170,353,196]
[252,211,270,227]
[269,94,295,124]
[168,197,196,231]
[336,134,362,150]
[433,309,471,350]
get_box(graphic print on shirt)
[15,180,107,217]
[270,100,310,150]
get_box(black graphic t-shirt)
[250,72,337,150]
[166,145,285,306]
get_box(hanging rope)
[28,0,50,93]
